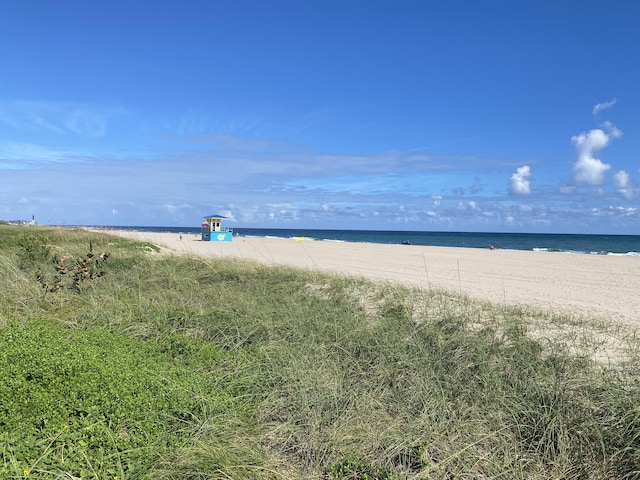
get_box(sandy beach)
[105,230,640,327]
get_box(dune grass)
[0,224,639,479]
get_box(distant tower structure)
[30,215,36,226]
[200,214,233,242]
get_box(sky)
[1,0,639,234]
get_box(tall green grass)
[0,225,639,479]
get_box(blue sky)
[1,0,639,233]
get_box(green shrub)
[0,320,228,479]
[329,458,393,480]
[16,233,52,266]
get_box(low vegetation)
[0,225,639,479]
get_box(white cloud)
[0,141,82,165]
[509,165,531,195]
[221,210,236,221]
[570,125,621,185]
[591,205,638,218]
[0,100,119,137]
[602,120,622,139]
[592,98,617,116]
[614,170,634,199]
[65,110,108,137]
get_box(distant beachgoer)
[179,235,183,241]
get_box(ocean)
[101,226,640,256]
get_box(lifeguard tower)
[201,215,233,242]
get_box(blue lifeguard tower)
[201,214,233,242]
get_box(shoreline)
[104,229,640,327]
[91,226,640,256]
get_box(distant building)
[201,215,233,242]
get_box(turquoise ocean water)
[102,226,640,256]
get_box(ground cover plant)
[0,225,639,479]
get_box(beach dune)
[105,230,640,326]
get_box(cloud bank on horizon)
[0,1,638,234]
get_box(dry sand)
[105,230,640,326]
